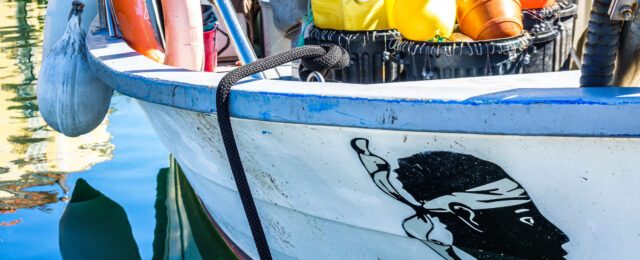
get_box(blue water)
[0,97,169,259]
[0,1,233,258]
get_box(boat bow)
[87,20,640,137]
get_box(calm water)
[0,0,234,258]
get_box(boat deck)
[87,21,640,137]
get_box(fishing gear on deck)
[523,5,560,73]
[396,33,532,80]
[297,0,580,84]
[457,0,524,41]
[304,28,402,84]
[311,0,396,31]
[394,0,456,41]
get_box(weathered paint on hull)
[139,100,640,259]
[85,17,640,259]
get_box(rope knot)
[215,44,354,259]
[301,44,350,72]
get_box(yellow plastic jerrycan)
[312,0,396,31]
[394,0,457,41]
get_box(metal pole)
[96,0,107,29]
[213,0,266,79]
[104,0,118,37]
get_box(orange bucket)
[457,0,523,40]
[521,0,555,9]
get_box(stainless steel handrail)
[104,0,118,37]
[96,0,107,29]
[213,0,266,79]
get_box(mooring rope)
[215,44,349,260]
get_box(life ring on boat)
[161,0,205,71]
[111,0,165,63]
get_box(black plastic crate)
[396,34,532,81]
[522,6,560,73]
[555,2,578,71]
[524,23,559,73]
[305,27,401,84]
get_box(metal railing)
[96,0,118,38]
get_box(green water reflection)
[59,158,236,259]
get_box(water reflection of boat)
[0,0,114,212]
[59,178,141,259]
[154,157,237,259]
[58,158,234,259]
[87,1,640,258]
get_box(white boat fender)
[37,1,114,137]
[43,0,97,56]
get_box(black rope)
[215,44,349,260]
[217,28,231,56]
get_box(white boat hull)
[139,100,640,259]
[84,18,640,258]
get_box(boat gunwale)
[86,20,640,137]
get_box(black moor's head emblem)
[351,138,569,259]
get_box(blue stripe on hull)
[232,89,640,136]
[86,26,640,137]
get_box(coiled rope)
[215,44,350,260]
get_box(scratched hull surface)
[139,100,640,259]
[85,16,640,259]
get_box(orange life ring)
[162,0,205,71]
[112,0,165,63]
[521,0,556,10]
